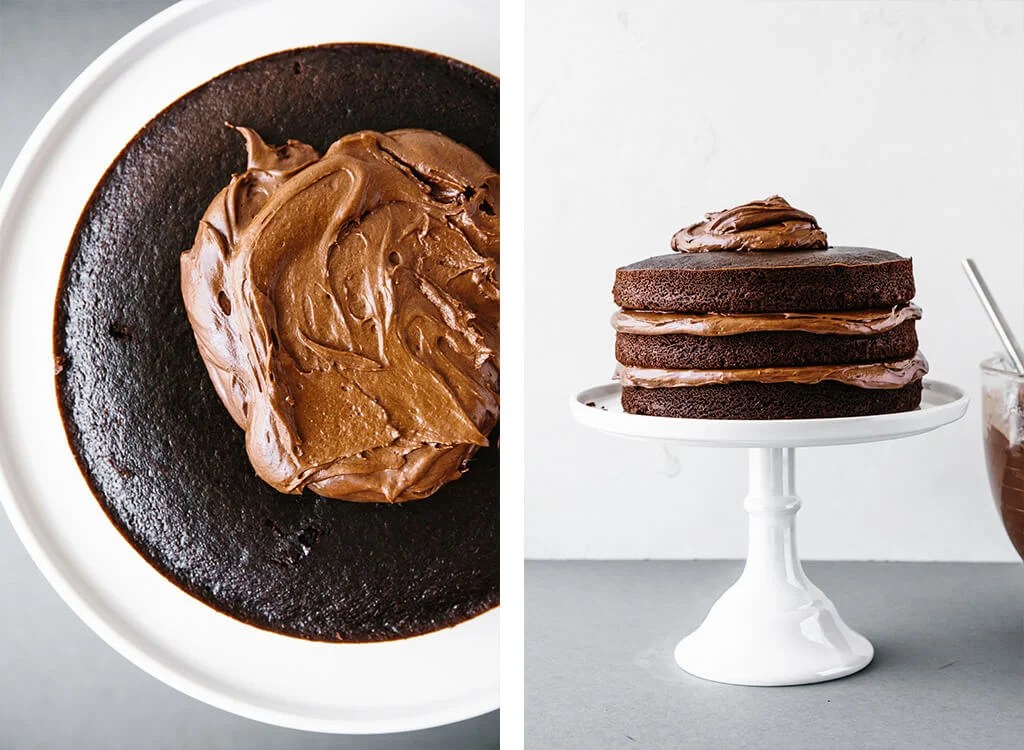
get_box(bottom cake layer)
[621,380,923,420]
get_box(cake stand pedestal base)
[673,447,872,686]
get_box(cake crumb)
[107,322,133,340]
[106,457,135,479]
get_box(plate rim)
[570,379,969,448]
[0,0,498,734]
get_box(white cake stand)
[570,380,967,687]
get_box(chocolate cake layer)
[622,380,923,420]
[613,247,915,313]
[54,45,499,642]
[615,320,918,370]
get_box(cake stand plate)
[0,0,497,735]
[571,380,968,686]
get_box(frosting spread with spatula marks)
[181,127,499,502]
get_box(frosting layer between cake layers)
[616,354,929,390]
[612,304,922,337]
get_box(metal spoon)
[962,258,1024,374]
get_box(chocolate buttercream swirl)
[612,304,922,337]
[616,353,928,390]
[671,196,828,253]
[181,127,499,503]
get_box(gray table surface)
[526,560,1024,750]
[0,2,496,747]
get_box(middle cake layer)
[613,304,921,369]
[616,322,918,369]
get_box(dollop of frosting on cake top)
[180,126,499,503]
[671,195,828,253]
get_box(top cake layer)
[55,44,500,642]
[613,247,915,313]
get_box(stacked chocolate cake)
[612,197,928,420]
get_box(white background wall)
[525,0,1024,561]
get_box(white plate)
[0,0,497,735]
[571,380,968,448]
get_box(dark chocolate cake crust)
[54,44,498,642]
[622,381,923,420]
[613,247,915,313]
[615,321,918,370]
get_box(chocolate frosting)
[616,353,928,390]
[985,424,1024,561]
[612,304,922,337]
[180,127,499,502]
[671,196,828,253]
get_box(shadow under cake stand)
[570,380,968,687]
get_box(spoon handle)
[962,258,1024,374]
